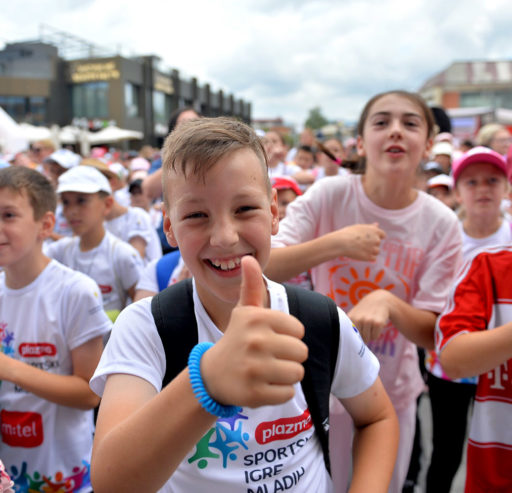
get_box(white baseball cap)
[45,149,81,169]
[431,142,453,158]
[427,174,453,190]
[57,165,112,194]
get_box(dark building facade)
[0,40,251,145]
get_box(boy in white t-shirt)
[90,117,398,492]
[45,166,142,320]
[80,159,163,265]
[0,166,111,492]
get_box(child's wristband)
[188,342,242,418]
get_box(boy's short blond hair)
[0,166,56,219]
[161,117,270,208]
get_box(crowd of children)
[0,90,511,493]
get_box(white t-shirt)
[0,260,112,492]
[313,167,349,180]
[136,256,185,293]
[268,162,301,178]
[45,231,143,311]
[114,187,131,207]
[53,202,73,237]
[91,278,379,493]
[272,174,463,411]
[460,218,512,260]
[106,207,163,264]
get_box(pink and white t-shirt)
[272,174,462,410]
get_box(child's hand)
[201,256,308,408]
[347,289,391,343]
[327,223,385,261]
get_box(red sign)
[1,410,44,448]
[19,342,57,358]
[255,410,312,445]
[99,284,112,294]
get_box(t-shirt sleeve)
[126,209,153,245]
[135,258,159,293]
[90,298,166,396]
[63,273,112,350]
[412,211,463,313]
[330,307,380,398]
[43,237,70,264]
[271,180,327,248]
[435,254,490,353]
[115,241,144,290]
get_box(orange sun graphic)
[334,266,394,308]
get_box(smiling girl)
[267,90,463,492]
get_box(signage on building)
[154,73,174,94]
[70,61,121,83]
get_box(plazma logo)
[188,410,250,469]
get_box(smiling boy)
[0,166,111,492]
[90,117,398,493]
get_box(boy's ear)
[103,195,114,215]
[162,209,178,247]
[38,211,56,240]
[270,188,279,235]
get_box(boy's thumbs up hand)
[238,255,266,308]
[200,255,308,409]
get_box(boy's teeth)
[210,257,242,271]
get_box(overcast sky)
[2,0,511,128]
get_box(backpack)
[151,279,340,473]
[155,250,182,292]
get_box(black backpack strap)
[151,278,340,474]
[151,278,198,387]
[285,284,340,474]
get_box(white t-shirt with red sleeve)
[436,245,512,492]
[272,174,463,410]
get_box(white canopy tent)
[87,126,144,145]
[0,107,29,154]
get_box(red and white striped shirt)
[436,245,512,492]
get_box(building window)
[0,96,47,123]
[72,82,109,119]
[153,90,171,125]
[460,90,512,110]
[125,83,141,118]
[28,97,47,124]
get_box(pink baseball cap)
[507,145,512,183]
[451,146,508,183]
[271,176,302,196]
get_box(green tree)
[304,106,328,130]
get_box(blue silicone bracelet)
[188,342,242,418]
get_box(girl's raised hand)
[326,222,386,261]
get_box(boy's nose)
[210,219,239,247]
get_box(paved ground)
[416,392,467,493]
